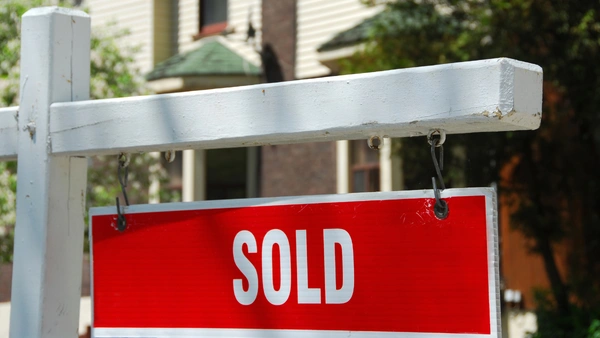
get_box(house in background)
[86,0,396,205]
[0,1,557,338]
[84,1,546,337]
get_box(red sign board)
[90,189,499,338]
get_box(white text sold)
[233,229,354,305]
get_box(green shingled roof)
[318,11,385,52]
[146,39,261,81]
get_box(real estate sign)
[90,189,499,338]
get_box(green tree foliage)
[344,0,600,336]
[0,0,175,261]
[0,162,16,263]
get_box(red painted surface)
[92,195,491,334]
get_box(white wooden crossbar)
[2,59,542,158]
[1,6,543,338]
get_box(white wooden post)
[9,7,90,338]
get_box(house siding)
[178,0,199,53]
[87,0,155,73]
[227,0,262,67]
[296,0,382,79]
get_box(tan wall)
[154,0,176,64]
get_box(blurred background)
[0,0,599,337]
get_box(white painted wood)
[380,137,392,192]
[182,149,195,202]
[182,149,206,201]
[0,107,18,160]
[9,7,90,338]
[336,140,349,194]
[49,58,543,157]
[94,328,494,338]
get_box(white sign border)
[90,188,500,338]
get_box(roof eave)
[148,74,262,94]
[317,43,366,63]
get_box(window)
[350,140,380,192]
[199,0,228,36]
[206,147,247,200]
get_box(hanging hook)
[165,150,176,163]
[428,130,448,219]
[116,196,126,232]
[367,135,382,150]
[430,134,445,190]
[115,153,130,232]
[431,178,448,219]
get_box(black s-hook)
[115,153,130,232]
[428,130,449,220]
